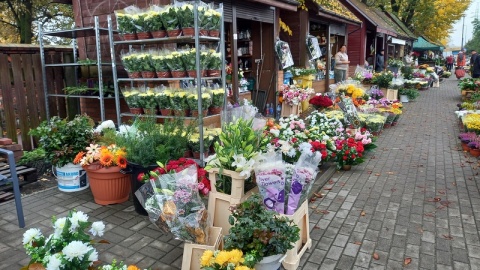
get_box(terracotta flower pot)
[28,263,45,270]
[199,29,209,36]
[156,71,172,78]
[187,70,198,78]
[209,29,220,37]
[123,33,137,40]
[151,30,167,38]
[141,71,156,78]
[173,109,188,116]
[128,71,141,78]
[83,164,131,205]
[160,108,172,116]
[129,108,143,114]
[191,109,208,117]
[182,27,195,36]
[462,142,471,152]
[384,123,392,128]
[207,69,221,77]
[342,165,352,171]
[209,106,222,115]
[470,148,480,157]
[136,32,151,40]
[167,29,182,37]
[171,70,187,78]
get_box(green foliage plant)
[401,66,414,80]
[29,115,95,167]
[224,194,301,268]
[398,87,420,101]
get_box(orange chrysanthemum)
[73,151,85,164]
[99,152,114,167]
[127,266,140,270]
[116,156,127,169]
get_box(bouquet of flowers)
[155,89,172,109]
[74,144,127,169]
[370,88,384,100]
[160,5,180,31]
[121,53,143,73]
[165,51,185,71]
[306,35,322,60]
[210,88,225,108]
[146,165,210,244]
[280,84,314,106]
[335,137,365,169]
[275,39,294,69]
[362,70,373,84]
[206,50,222,70]
[23,210,105,269]
[138,89,157,109]
[200,249,253,270]
[115,12,136,34]
[187,92,212,110]
[305,110,343,138]
[353,128,376,151]
[365,114,386,133]
[121,87,141,108]
[388,58,404,68]
[336,83,365,100]
[309,93,333,110]
[336,96,361,128]
[151,54,170,72]
[170,90,188,110]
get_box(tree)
[0,0,73,44]
[361,0,471,44]
[465,18,480,52]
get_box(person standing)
[470,50,477,74]
[446,55,454,72]
[404,52,414,66]
[457,50,466,67]
[334,45,349,83]
[375,49,385,72]
[473,53,480,78]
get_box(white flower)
[54,217,67,237]
[23,228,43,245]
[87,248,99,264]
[278,140,291,153]
[46,253,62,270]
[101,266,113,270]
[89,221,105,237]
[62,241,90,261]
[69,211,88,232]
[299,142,312,154]
[270,129,280,137]
[232,154,247,169]
[287,148,297,157]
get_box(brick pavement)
[1,76,479,269]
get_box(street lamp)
[461,15,465,50]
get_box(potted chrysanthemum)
[73,121,131,205]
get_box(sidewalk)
[1,76,478,269]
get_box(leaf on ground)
[386,172,395,175]
[361,210,366,216]
[324,187,332,191]
[328,179,334,184]
[373,253,379,260]
[403,257,412,266]
[443,234,454,240]
[440,200,452,207]
[370,156,376,159]
[318,210,330,214]
[98,239,110,244]
[452,182,457,186]
[367,171,372,174]
[424,213,435,217]
[391,188,397,193]
[427,197,441,202]
[468,177,473,181]
[354,241,362,245]
[313,225,321,229]
[313,192,323,198]
[417,185,424,188]
[340,182,345,186]
[466,160,474,164]
[417,227,424,233]
[375,173,381,176]
[309,198,316,203]
[438,190,446,195]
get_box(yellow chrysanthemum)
[235,266,252,270]
[228,249,244,265]
[200,250,214,266]
[214,250,231,266]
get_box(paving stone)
[333,234,349,247]
[325,245,343,260]
[336,255,355,270]
[354,252,371,268]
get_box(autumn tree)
[361,0,471,44]
[0,0,73,44]
[465,18,480,52]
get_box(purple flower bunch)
[370,89,384,100]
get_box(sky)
[448,0,480,48]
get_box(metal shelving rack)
[108,1,226,163]
[39,16,117,121]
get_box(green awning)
[413,36,444,51]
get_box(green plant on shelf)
[77,58,97,66]
[63,84,113,96]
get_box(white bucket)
[255,254,286,270]
[53,163,89,192]
[399,95,409,103]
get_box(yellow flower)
[200,250,214,266]
[228,249,244,265]
[235,266,252,270]
[214,250,230,266]
[201,93,211,99]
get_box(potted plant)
[160,5,181,37]
[165,51,187,78]
[73,129,131,205]
[115,12,137,40]
[371,71,394,89]
[308,93,333,111]
[187,92,212,117]
[468,139,480,157]
[18,148,49,176]
[29,115,94,192]
[151,54,171,78]
[459,132,477,151]
[335,137,365,170]
[23,210,105,270]
[205,7,222,37]
[121,53,143,78]
[209,88,226,114]
[206,50,222,77]
[115,117,193,215]
[224,194,300,269]
[387,58,404,73]
[200,249,252,270]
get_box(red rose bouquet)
[309,94,333,109]
[335,138,365,169]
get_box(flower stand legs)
[280,201,312,270]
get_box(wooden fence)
[0,44,73,151]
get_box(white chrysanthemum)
[46,253,62,270]
[87,248,99,264]
[101,265,113,270]
[270,129,280,137]
[23,228,43,245]
[53,217,67,237]
[89,221,105,237]
[299,142,312,154]
[62,241,90,261]
[69,211,88,232]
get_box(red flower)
[321,150,327,159]
[343,156,348,160]
[352,155,356,159]
[309,95,333,108]
[137,172,145,182]
[291,138,298,143]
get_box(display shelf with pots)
[39,16,118,122]
[109,1,226,163]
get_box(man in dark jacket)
[473,53,480,78]
[375,49,384,72]
[471,50,477,74]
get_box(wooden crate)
[181,227,223,270]
[280,201,312,270]
[207,168,258,233]
[281,103,301,117]
[386,89,398,100]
